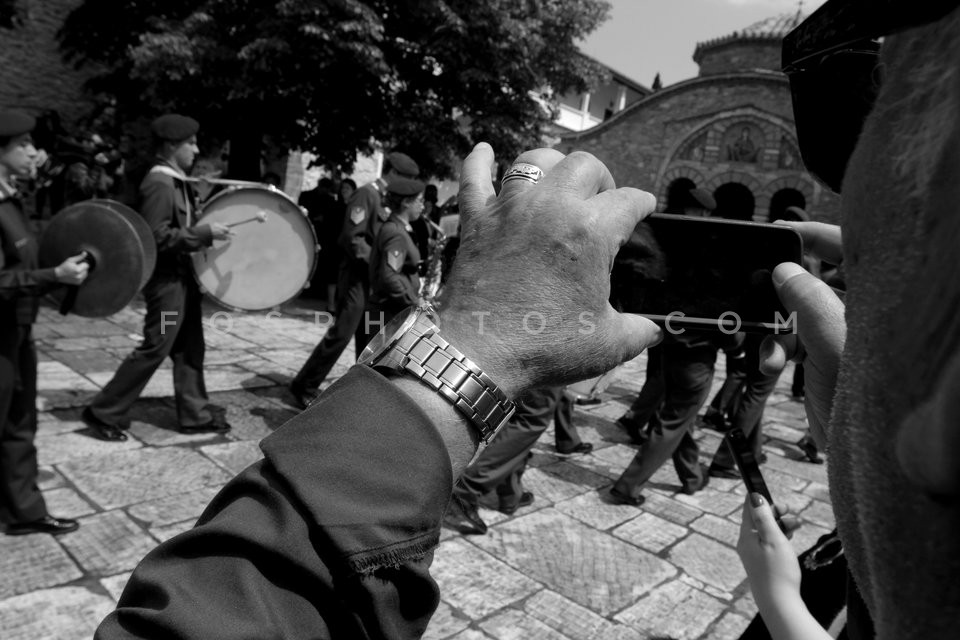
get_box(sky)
[579,0,827,88]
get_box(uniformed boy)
[1,109,88,535]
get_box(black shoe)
[81,407,128,442]
[180,414,231,434]
[681,464,710,495]
[797,435,824,464]
[499,491,534,515]
[575,396,602,405]
[556,442,594,456]
[616,417,646,445]
[442,497,488,535]
[608,487,645,507]
[289,383,319,411]
[708,465,741,480]
[5,515,79,536]
[699,410,729,432]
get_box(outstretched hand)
[759,221,845,446]
[437,143,662,397]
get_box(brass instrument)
[419,218,449,302]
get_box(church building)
[560,12,840,223]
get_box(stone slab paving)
[1,298,835,639]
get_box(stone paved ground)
[0,298,831,640]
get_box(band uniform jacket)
[95,366,452,639]
[369,215,421,312]
[140,161,214,277]
[0,193,59,325]
[338,179,387,264]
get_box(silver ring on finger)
[501,162,544,186]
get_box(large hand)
[437,144,662,397]
[759,222,845,447]
[209,223,233,242]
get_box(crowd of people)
[3,1,960,638]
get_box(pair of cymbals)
[39,199,156,317]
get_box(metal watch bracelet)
[392,313,515,444]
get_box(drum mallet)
[225,210,268,228]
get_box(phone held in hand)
[725,427,787,533]
[611,214,803,333]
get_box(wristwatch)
[358,304,516,444]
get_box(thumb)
[607,311,663,365]
[749,493,783,543]
[772,262,845,370]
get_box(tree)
[58,0,610,178]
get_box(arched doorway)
[665,177,696,214]
[712,182,755,220]
[769,188,807,222]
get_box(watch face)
[358,306,417,365]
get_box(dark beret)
[689,188,716,211]
[0,109,36,138]
[387,176,425,197]
[386,151,419,177]
[151,114,199,142]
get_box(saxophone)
[419,218,449,302]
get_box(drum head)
[39,201,147,317]
[193,187,318,311]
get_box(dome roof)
[693,11,806,67]
[739,12,805,39]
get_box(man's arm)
[376,227,418,307]
[96,144,661,638]
[139,176,212,254]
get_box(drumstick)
[225,211,268,228]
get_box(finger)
[772,262,845,369]
[738,495,757,541]
[775,221,842,265]
[542,151,616,200]
[749,493,785,544]
[758,334,797,375]
[498,148,566,198]
[589,187,658,247]
[606,310,663,365]
[459,143,498,220]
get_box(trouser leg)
[170,281,211,427]
[89,277,185,427]
[613,343,716,500]
[710,339,780,472]
[0,326,47,524]
[456,386,559,504]
[293,263,366,391]
[621,344,664,429]
[551,387,581,451]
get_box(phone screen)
[611,214,803,333]
[725,428,786,532]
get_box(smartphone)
[610,214,803,333]
[725,428,787,533]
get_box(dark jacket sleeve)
[339,187,377,262]
[0,259,58,300]
[95,366,453,640]
[377,226,418,307]
[139,175,213,255]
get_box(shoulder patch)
[349,206,366,225]
[386,249,404,272]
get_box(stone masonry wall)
[559,74,840,223]
[696,40,783,76]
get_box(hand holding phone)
[725,427,787,533]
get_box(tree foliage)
[59,0,610,177]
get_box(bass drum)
[192,186,318,311]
